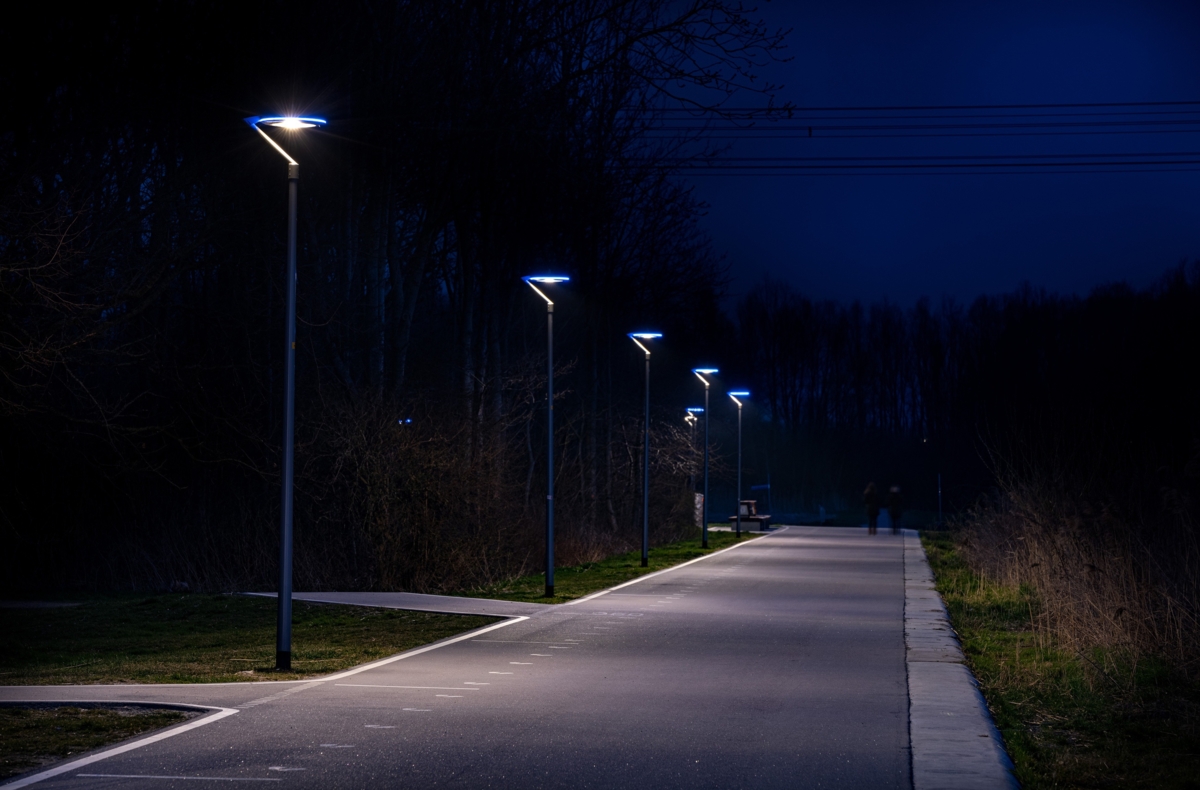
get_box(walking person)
[887,485,903,535]
[864,482,880,536]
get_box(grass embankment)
[0,705,194,781]
[923,531,1200,789]
[0,596,495,685]
[464,528,759,604]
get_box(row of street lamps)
[522,279,751,598]
[249,116,752,667]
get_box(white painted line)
[321,616,529,681]
[530,654,552,657]
[334,684,479,691]
[435,695,462,698]
[462,682,489,685]
[546,646,571,649]
[319,744,354,749]
[364,725,396,728]
[470,639,577,645]
[4,706,239,788]
[401,708,430,712]
[488,672,513,675]
[510,662,533,665]
[75,776,278,783]
[562,529,786,606]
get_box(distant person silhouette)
[887,485,903,535]
[864,482,880,535]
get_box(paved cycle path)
[3,527,915,789]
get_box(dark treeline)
[0,1,786,592]
[731,269,1200,517]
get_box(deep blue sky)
[689,0,1200,305]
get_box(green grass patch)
[463,528,760,604]
[0,595,496,685]
[0,705,193,780]
[922,531,1200,789]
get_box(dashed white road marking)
[78,774,280,782]
[510,662,533,665]
[488,671,514,674]
[463,682,489,685]
[435,695,462,698]
[530,653,553,656]
[335,684,479,691]
[402,708,430,712]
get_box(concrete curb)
[903,528,1019,790]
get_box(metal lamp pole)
[245,114,326,672]
[685,408,701,494]
[729,391,749,537]
[524,275,569,597]
[693,369,718,548]
[629,333,662,567]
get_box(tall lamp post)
[692,368,718,548]
[685,408,702,526]
[524,275,570,597]
[728,391,750,537]
[629,332,662,567]
[245,114,326,672]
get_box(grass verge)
[922,530,1200,789]
[0,705,194,780]
[462,528,761,604]
[0,596,496,685]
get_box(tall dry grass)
[957,468,1200,680]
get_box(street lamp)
[728,391,750,537]
[245,114,326,672]
[692,368,718,548]
[524,274,570,597]
[629,332,662,568]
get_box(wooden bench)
[728,499,771,530]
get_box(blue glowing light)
[628,332,663,340]
[523,274,570,284]
[692,367,719,375]
[398,418,412,424]
[728,391,750,397]
[686,407,705,413]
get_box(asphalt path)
[4,527,912,789]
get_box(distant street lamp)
[524,275,570,597]
[629,332,662,568]
[692,368,718,548]
[728,391,750,537]
[245,114,326,672]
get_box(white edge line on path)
[320,616,529,681]
[563,527,791,606]
[1,704,239,789]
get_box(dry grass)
[924,531,1200,789]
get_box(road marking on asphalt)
[463,682,489,685]
[401,708,430,712]
[320,616,530,681]
[435,695,462,698]
[4,706,240,789]
[365,725,396,728]
[547,646,571,649]
[319,744,354,748]
[472,640,582,644]
[77,775,280,782]
[530,653,552,656]
[267,767,306,772]
[488,671,513,674]
[335,684,479,690]
[510,662,533,664]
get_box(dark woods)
[0,1,785,592]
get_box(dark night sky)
[689,0,1200,305]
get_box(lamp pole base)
[276,650,291,671]
[544,585,554,598]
